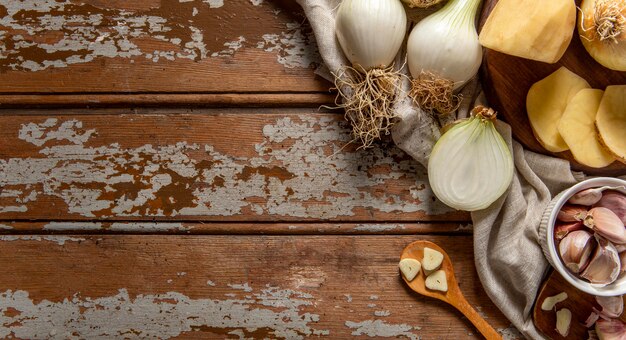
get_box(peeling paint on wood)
[0,114,459,221]
[0,0,320,72]
[0,285,329,339]
[0,235,85,246]
[345,320,421,339]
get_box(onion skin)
[578,0,626,71]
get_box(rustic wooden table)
[0,1,521,338]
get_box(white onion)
[579,0,626,71]
[428,106,514,211]
[335,0,407,70]
[407,0,482,90]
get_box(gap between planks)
[0,93,336,109]
[0,222,473,235]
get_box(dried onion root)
[401,0,445,8]
[409,71,461,116]
[332,64,403,149]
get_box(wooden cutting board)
[479,0,626,176]
[534,270,626,339]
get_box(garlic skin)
[595,190,626,224]
[558,204,588,222]
[406,0,483,90]
[584,207,626,244]
[335,0,407,70]
[595,318,626,340]
[580,237,621,285]
[596,295,624,318]
[570,187,604,205]
[559,230,596,273]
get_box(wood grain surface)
[533,270,626,339]
[0,0,330,97]
[0,110,468,222]
[479,0,626,176]
[0,234,521,339]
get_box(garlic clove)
[558,204,588,222]
[556,308,572,337]
[594,190,626,225]
[555,221,585,240]
[580,237,621,285]
[584,312,600,328]
[585,207,626,244]
[621,252,626,273]
[399,258,421,281]
[595,295,624,319]
[541,292,568,311]
[595,318,626,340]
[559,230,596,273]
[570,187,604,205]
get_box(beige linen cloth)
[296,0,588,338]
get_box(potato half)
[558,89,615,168]
[527,67,591,152]
[596,86,626,163]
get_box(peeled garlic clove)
[585,207,626,244]
[559,230,596,273]
[425,270,448,292]
[558,204,588,222]
[595,318,626,340]
[555,221,585,240]
[399,258,421,281]
[422,247,444,273]
[570,187,604,205]
[596,296,624,318]
[541,292,568,311]
[580,237,621,285]
[556,308,572,337]
[594,190,626,224]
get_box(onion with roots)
[334,0,407,149]
[579,0,626,71]
[407,0,482,116]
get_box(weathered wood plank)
[0,111,467,222]
[0,235,520,339]
[0,0,329,96]
[0,221,473,234]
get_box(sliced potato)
[425,270,448,292]
[558,89,615,168]
[596,86,626,163]
[399,258,421,281]
[479,0,575,63]
[527,67,590,152]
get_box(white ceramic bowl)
[539,177,626,296]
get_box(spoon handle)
[452,292,502,340]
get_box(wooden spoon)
[401,240,502,340]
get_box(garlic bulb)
[580,237,621,285]
[407,0,483,90]
[596,295,624,318]
[559,230,596,273]
[428,106,514,211]
[595,318,626,340]
[335,0,407,70]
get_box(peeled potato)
[479,0,575,63]
[527,67,590,152]
[558,89,615,168]
[596,85,626,163]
